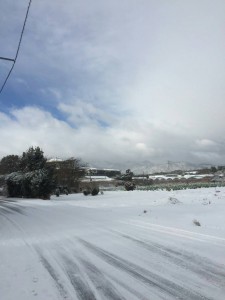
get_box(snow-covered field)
[0,188,225,300]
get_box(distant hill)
[89,160,213,175]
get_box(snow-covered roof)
[81,176,114,182]
[47,158,63,162]
[82,167,120,171]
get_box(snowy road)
[1,189,225,299]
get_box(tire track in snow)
[122,220,225,245]
[36,250,69,299]
[60,254,97,300]
[36,246,97,300]
[107,274,154,300]
[53,238,151,300]
[37,243,133,300]
[0,203,26,215]
[156,241,225,283]
[118,232,225,286]
[0,210,34,250]
[78,238,211,300]
[78,257,126,300]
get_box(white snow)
[148,173,213,180]
[0,188,225,299]
[82,175,114,182]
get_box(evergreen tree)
[5,146,54,199]
[0,155,20,175]
[20,146,46,172]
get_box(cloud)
[58,101,113,127]
[195,139,217,148]
[0,1,225,167]
[191,151,221,162]
[0,106,224,169]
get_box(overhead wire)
[0,0,33,95]
[0,56,15,62]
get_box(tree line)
[0,147,85,199]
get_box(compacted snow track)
[0,189,225,299]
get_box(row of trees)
[0,147,85,199]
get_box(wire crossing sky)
[0,0,225,169]
[0,0,32,95]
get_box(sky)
[0,0,225,169]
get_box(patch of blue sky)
[0,84,67,123]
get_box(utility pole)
[167,160,170,172]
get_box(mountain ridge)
[89,160,213,174]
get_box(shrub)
[124,181,136,191]
[83,189,91,196]
[5,172,24,197]
[91,187,99,196]
[5,147,54,199]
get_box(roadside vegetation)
[138,182,225,191]
[2,147,54,199]
[0,146,85,199]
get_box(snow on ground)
[0,188,225,300]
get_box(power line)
[0,56,15,62]
[0,0,33,95]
